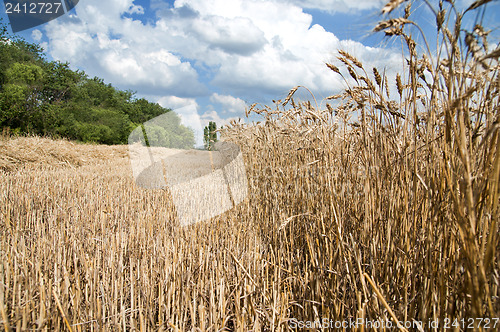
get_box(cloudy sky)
[1,0,497,145]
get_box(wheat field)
[1,0,499,330]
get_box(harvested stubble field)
[1,0,500,330]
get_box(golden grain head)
[0,0,498,330]
[381,0,407,15]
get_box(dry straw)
[0,0,498,330]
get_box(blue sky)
[1,0,497,145]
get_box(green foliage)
[0,62,45,130]
[203,121,218,150]
[6,62,44,84]
[135,111,195,150]
[0,21,193,146]
[128,98,168,124]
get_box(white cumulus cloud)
[279,0,385,13]
[31,29,43,42]
[200,110,242,129]
[40,0,403,122]
[44,0,206,97]
[210,93,247,114]
[157,96,198,110]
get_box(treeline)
[0,21,194,147]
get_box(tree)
[203,121,218,150]
[0,62,45,131]
[0,20,195,146]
